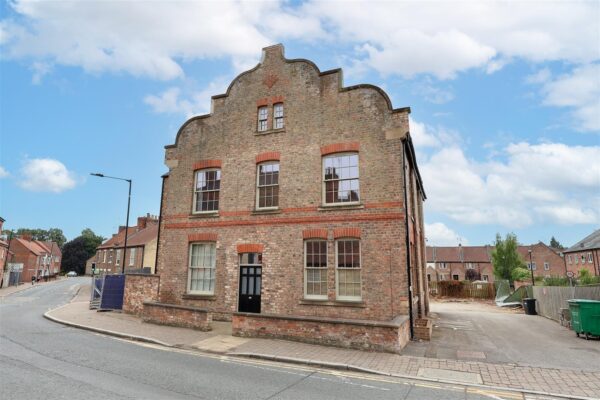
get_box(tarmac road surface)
[0,278,568,399]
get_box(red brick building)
[0,217,9,286]
[87,214,159,275]
[10,236,61,283]
[426,242,564,283]
[147,44,428,352]
[564,229,600,277]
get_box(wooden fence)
[428,281,496,299]
[532,285,600,321]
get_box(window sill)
[252,208,281,215]
[182,294,217,301]
[318,203,364,211]
[255,128,285,136]
[299,299,366,308]
[189,212,219,219]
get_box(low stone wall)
[232,313,410,353]
[142,301,212,331]
[123,273,160,315]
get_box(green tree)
[549,236,565,250]
[61,228,104,274]
[491,233,527,283]
[61,237,89,275]
[80,228,104,255]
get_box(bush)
[543,276,570,286]
[578,269,600,285]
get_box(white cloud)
[525,68,551,84]
[540,64,600,132]
[425,222,469,246]
[421,142,600,227]
[2,1,597,82]
[409,117,461,149]
[19,158,76,193]
[412,80,454,104]
[0,166,9,178]
[144,77,230,118]
[305,1,599,79]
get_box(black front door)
[238,253,262,313]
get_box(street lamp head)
[91,173,105,177]
[528,249,532,254]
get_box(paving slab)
[44,287,600,399]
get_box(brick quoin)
[320,142,360,156]
[237,244,264,253]
[188,233,218,242]
[153,44,427,352]
[255,152,281,164]
[333,227,361,239]
[302,229,328,240]
[193,159,222,170]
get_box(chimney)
[137,216,147,229]
[118,226,126,233]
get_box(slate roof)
[97,220,158,250]
[564,229,600,253]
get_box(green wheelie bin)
[568,299,600,340]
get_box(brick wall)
[232,312,410,353]
[156,45,427,341]
[142,301,212,331]
[123,273,160,315]
[565,249,599,276]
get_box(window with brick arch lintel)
[256,162,279,209]
[304,240,327,300]
[323,153,360,205]
[188,242,216,295]
[335,238,361,301]
[194,169,221,213]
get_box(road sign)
[566,271,574,278]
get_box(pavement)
[2,277,550,400]
[0,277,64,298]
[41,283,600,399]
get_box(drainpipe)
[402,140,414,340]
[154,174,167,275]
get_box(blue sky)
[0,1,598,247]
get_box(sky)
[0,0,598,248]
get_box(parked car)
[66,271,77,277]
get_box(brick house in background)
[563,229,600,277]
[426,242,564,283]
[0,217,9,286]
[426,245,494,282]
[86,214,159,275]
[144,44,428,352]
[10,236,61,283]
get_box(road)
[0,278,562,399]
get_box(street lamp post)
[91,173,132,274]
[528,249,535,286]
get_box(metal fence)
[532,285,600,322]
[428,281,496,299]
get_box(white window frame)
[129,248,136,266]
[193,168,221,214]
[544,262,550,271]
[322,153,360,206]
[568,254,572,264]
[304,240,328,300]
[256,162,280,210]
[466,263,474,269]
[527,262,537,270]
[103,250,107,263]
[257,106,268,132]
[482,275,489,282]
[273,103,284,129]
[575,255,579,264]
[335,238,361,301]
[581,254,586,263]
[116,249,121,265]
[439,262,447,269]
[108,250,113,264]
[187,242,216,295]
[588,252,593,263]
